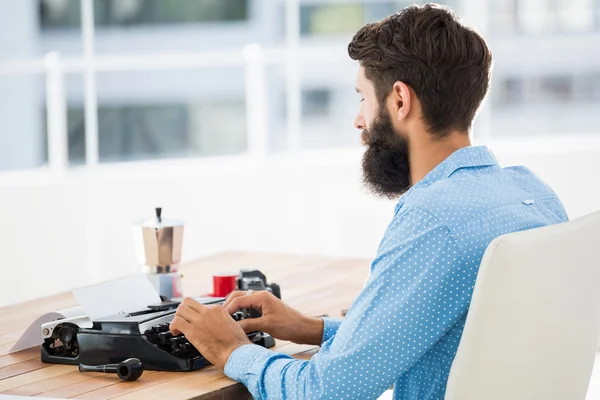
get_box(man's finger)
[169,316,192,335]
[181,297,206,313]
[175,304,199,323]
[238,317,263,333]
[224,292,265,315]
[223,291,248,308]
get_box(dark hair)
[348,3,492,136]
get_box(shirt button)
[522,199,535,205]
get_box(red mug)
[212,274,237,297]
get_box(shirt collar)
[395,145,499,212]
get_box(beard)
[361,109,412,199]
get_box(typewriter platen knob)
[158,323,170,332]
[58,325,77,344]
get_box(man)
[170,4,568,399]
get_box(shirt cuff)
[321,317,343,345]
[224,343,274,384]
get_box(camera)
[236,269,281,299]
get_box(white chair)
[445,210,600,400]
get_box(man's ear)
[391,81,411,122]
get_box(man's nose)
[354,114,365,130]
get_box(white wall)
[1,136,600,307]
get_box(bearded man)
[169,4,568,399]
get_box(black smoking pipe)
[78,358,143,381]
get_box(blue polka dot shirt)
[224,145,568,399]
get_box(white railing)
[1,0,599,174]
[0,34,367,166]
[44,52,68,171]
[0,0,314,172]
[81,0,99,166]
[0,43,356,171]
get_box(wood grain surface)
[0,251,368,399]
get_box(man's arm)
[224,207,477,399]
[320,317,342,343]
[223,291,333,346]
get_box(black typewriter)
[41,270,279,372]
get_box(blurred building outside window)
[0,0,598,172]
[39,0,249,29]
[48,102,247,166]
[491,0,597,35]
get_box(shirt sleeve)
[225,207,475,400]
[320,317,342,344]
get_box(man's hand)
[169,298,251,369]
[223,290,324,346]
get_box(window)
[554,0,594,33]
[589,74,600,101]
[45,101,246,165]
[302,89,331,119]
[66,104,192,164]
[509,0,596,35]
[490,0,520,35]
[300,3,365,36]
[39,0,249,29]
[0,75,47,171]
[493,77,526,106]
[493,75,585,107]
[488,73,600,137]
[298,2,455,36]
[534,76,574,103]
[575,73,600,102]
[39,0,81,29]
[300,86,359,150]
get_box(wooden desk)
[0,252,369,399]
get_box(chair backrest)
[445,210,600,400]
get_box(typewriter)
[40,270,279,372]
